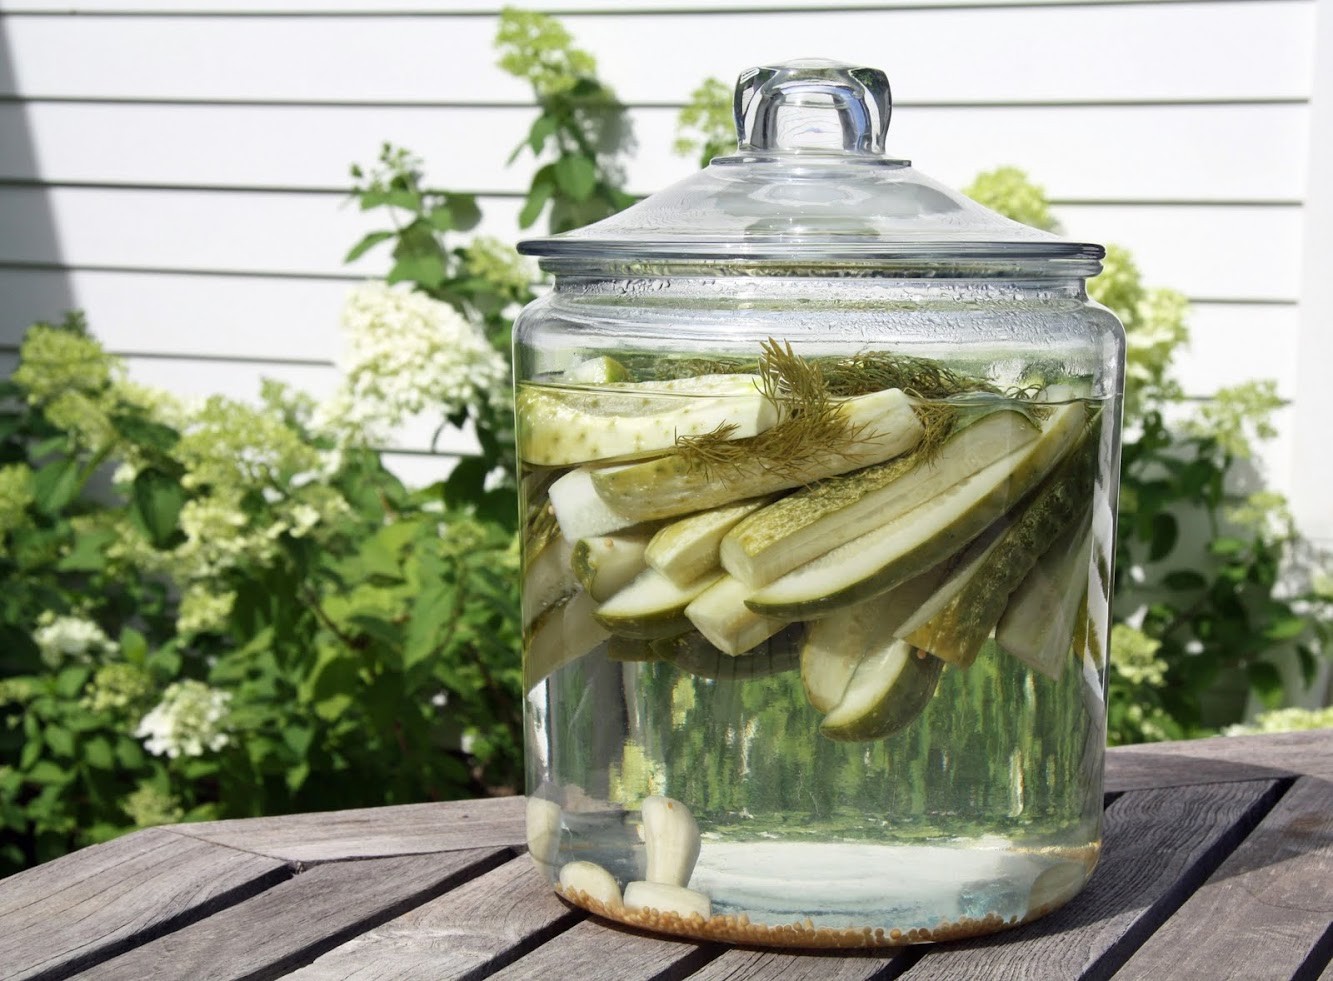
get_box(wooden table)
[2,730,1330,981]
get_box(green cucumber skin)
[590,390,922,522]
[819,650,945,743]
[745,403,1089,620]
[906,444,1096,668]
[723,410,1039,586]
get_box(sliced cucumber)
[593,568,723,639]
[819,640,944,742]
[801,563,954,713]
[996,516,1093,680]
[722,408,1039,587]
[590,388,923,523]
[684,574,789,656]
[646,497,773,587]
[548,466,641,543]
[746,402,1087,619]
[523,591,609,691]
[572,532,651,602]
[902,444,1095,668]
[563,356,630,384]
[607,635,665,663]
[522,533,575,628]
[517,374,777,467]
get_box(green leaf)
[25,761,68,784]
[1210,536,1248,557]
[120,627,149,665]
[44,726,75,758]
[1148,512,1178,562]
[527,114,558,156]
[1245,662,1284,709]
[1162,570,1208,591]
[115,737,145,770]
[1263,615,1308,642]
[444,193,482,232]
[110,413,180,453]
[55,667,91,700]
[426,205,455,233]
[518,177,555,229]
[31,456,82,515]
[387,253,447,289]
[57,529,115,573]
[405,589,454,672]
[344,230,396,263]
[131,468,188,548]
[554,154,597,201]
[84,736,115,770]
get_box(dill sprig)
[675,339,876,482]
[820,352,1001,401]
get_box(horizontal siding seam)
[0,95,1313,110]
[0,0,1314,17]
[0,179,1305,208]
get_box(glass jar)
[513,59,1123,948]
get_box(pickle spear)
[646,497,773,587]
[593,568,723,639]
[572,532,651,602]
[902,443,1095,668]
[722,407,1039,587]
[746,402,1087,619]
[995,516,1093,680]
[518,374,777,467]
[591,388,923,522]
[819,641,944,742]
[684,574,789,656]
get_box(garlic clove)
[1026,861,1086,919]
[526,797,563,870]
[558,860,623,910]
[623,880,712,921]
[641,794,701,887]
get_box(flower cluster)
[462,236,536,308]
[122,782,185,827]
[135,680,231,759]
[494,8,596,97]
[964,167,1059,233]
[81,662,155,715]
[1184,380,1283,461]
[318,282,507,442]
[674,77,734,167]
[1224,706,1333,736]
[0,463,34,537]
[33,612,119,669]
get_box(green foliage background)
[1,11,1328,877]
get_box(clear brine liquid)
[519,357,1114,946]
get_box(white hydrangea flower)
[33,612,119,669]
[135,680,232,759]
[317,282,508,442]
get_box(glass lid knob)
[735,58,892,155]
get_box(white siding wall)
[0,0,1328,534]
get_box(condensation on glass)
[512,59,1124,948]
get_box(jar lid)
[518,59,1103,270]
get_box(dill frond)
[675,339,875,483]
[821,352,1001,400]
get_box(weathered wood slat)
[287,855,581,980]
[0,827,289,981]
[167,794,527,863]
[685,948,909,980]
[1113,775,1333,980]
[74,847,511,981]
[899,778,1285,980]
[487,918,720,981]
[1107,730,1333,791]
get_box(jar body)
[516,273,1123,947]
